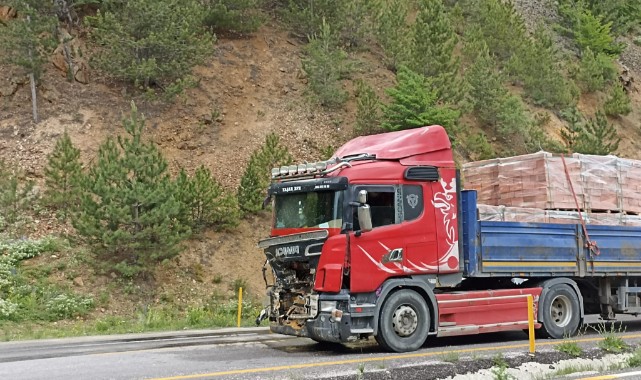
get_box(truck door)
[349,184,438,293]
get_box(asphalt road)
[3,317,641,380]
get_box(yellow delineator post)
[527,294,535,354]
[237,287,243,328]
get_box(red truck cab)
[258,126,546,352]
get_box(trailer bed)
[460,191,641,278]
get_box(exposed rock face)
[0,5,17,22]
[51,29,90,84]
[511,0,559,31]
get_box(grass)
[441,351,460,363]
[491,353,513,380]
[592,322,628,353]
[629,347,641,367]
[549,363,597,378]
[0,298,263,341]
[555,339,583,357]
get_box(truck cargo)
[256,125,641,352]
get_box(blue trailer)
[455,190,641,338]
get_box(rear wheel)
[536,284,580,339]
[375,289,430,352]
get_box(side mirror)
[357,204,373,233]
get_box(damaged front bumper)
[269,292,352,343]
[270,311,352,343]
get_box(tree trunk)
[29,72,38,123]
[27,15,38,123]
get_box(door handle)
[382,248,403,263]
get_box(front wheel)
[375,289,430,352]
[536,284,581,339]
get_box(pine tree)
[576,48,617,93]
[73,102,189,278]
[465,42,507,126]
[578,112,620,155]
[44,132,83,221]
[508,28,578,109]
[354,79,382,136]
[467,0,528,64]
[87,0,214,90]
[201,0,263,34]
[175,165,239,231]
[302,19,349,108]
[381,66,460,135]
[0,160,34,236]
[237,133,293,217]
[0,0,57,122]
[409,0,462,103]
[557,1,624,56]
[372,0,411,70]
[561,109,620,155]
[281,0,348,40]
[603,84,632,117]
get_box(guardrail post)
[527,294,535,354]
[237,287,243,328]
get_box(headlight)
[320,300,337,312]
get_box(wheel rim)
[392,305,418,337]
[550,294,572,328]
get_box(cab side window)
[353,186,398,230]
[368,191,396,228]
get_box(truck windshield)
[274,191,343,229]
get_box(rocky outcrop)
[51,29,90,84]
[0,5,16,22]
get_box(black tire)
[536,284,581,339]
[375,289,430,352]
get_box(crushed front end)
[258,174,352,342]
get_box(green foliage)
[231,278,248,293]
[0,161,34,236]
[464,132,495,161]
[201,0,263,34]
[43,132,83,221]
[585,0,641,35]
[593,322,628,353]
[341,0,371,48]
[465,42,531,141]
[491,353,513,380]
[561,109,620,155]
[0,237,65,320]
[0,0,57,81]
[409,0,462,103]
[301,19,349,108]
[557,1,624,56]
[508,28,578,110]
[237,133,293,217]
[280,0,347,39]
[556,340,583,357]
[575,48,617,93]
[87,0,214,90]
[628,347,641,367]
[175,166,240,232]
[44,292,95,320]
[353,80,382,136]
[465,0,528,64]
[381,66,460,136]
[73,102,189,278]
[371,0,411,69]
[603,85,632,117]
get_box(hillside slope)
[0,2,640,332]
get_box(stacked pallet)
[477,204,641,227]
[463,151,641,215]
